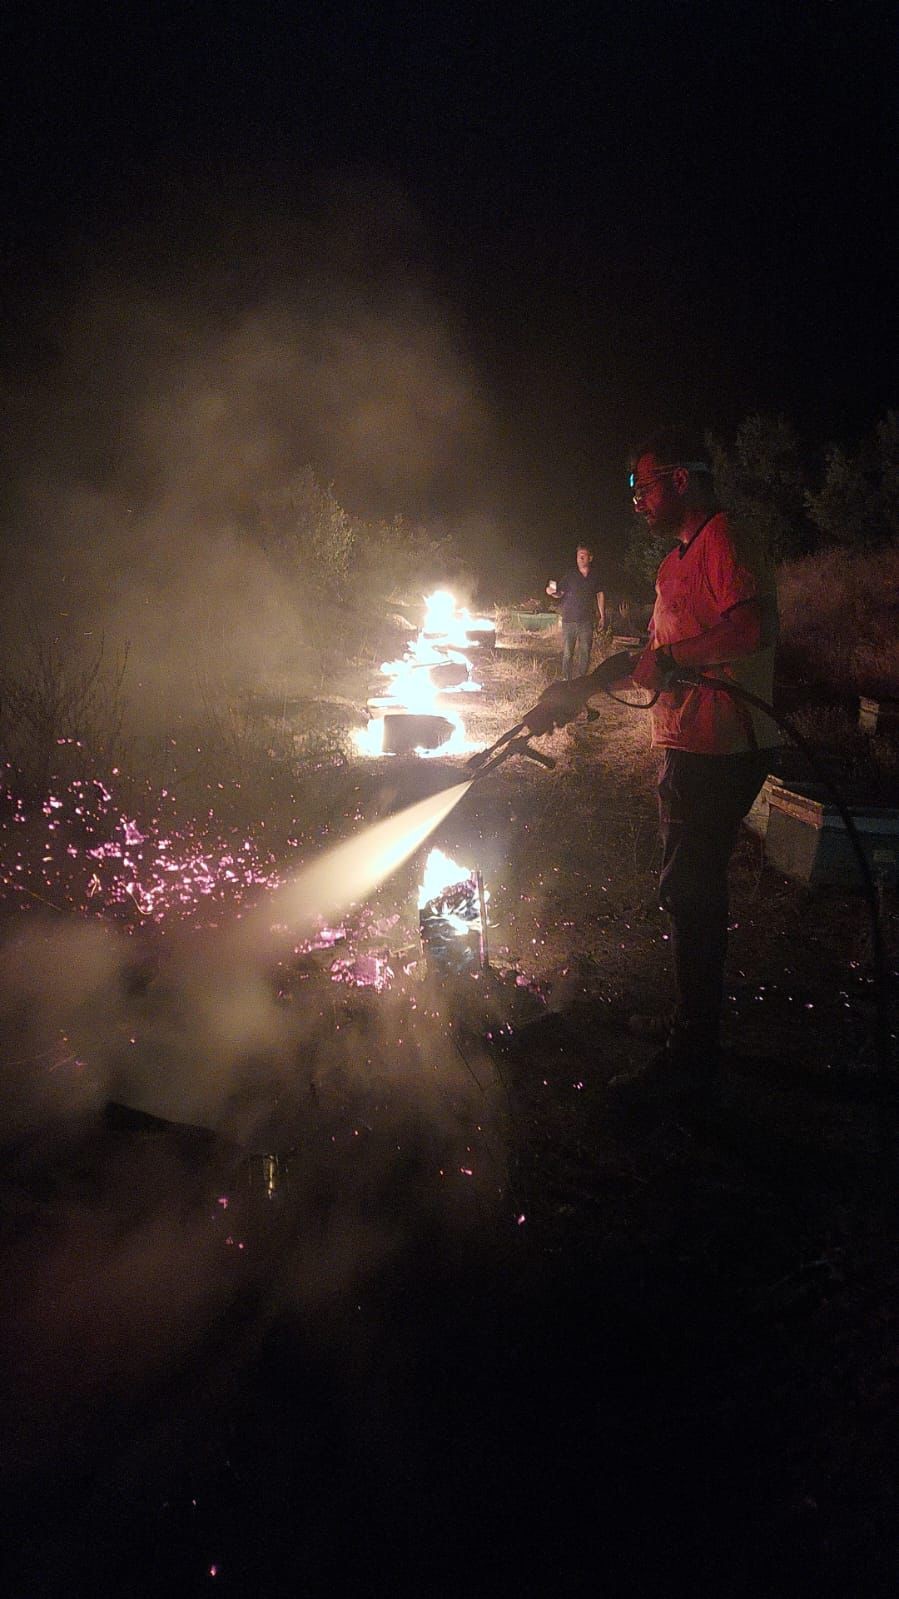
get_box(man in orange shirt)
[528,429,778,1092]
[621,428,779,1089]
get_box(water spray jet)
[248,780,474,947]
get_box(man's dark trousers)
[657,747,771,1045]
[561,622,593,680]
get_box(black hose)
[602,668,895,1080]
[466,663,894,1078]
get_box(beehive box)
[505,610,559,633]
[858,696,899,736]
[744,774,785,839]
[764,783,899,890]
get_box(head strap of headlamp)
[628,461,711,489]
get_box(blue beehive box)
[764,783,899,890]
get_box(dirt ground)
[1,626,897,1597]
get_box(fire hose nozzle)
[465,723,525,773]
[465,723,558,778]
[466,650,646,777]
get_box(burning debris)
[276,846,490,992]
[354,590,495,759]
[278,897,417,995]
[418,846,489,977]
[419,588,497,654]
[381,712,456,755]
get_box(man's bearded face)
[632,453,684,534]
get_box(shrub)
[708,413,813,562]
[805,411,899,550]
[252,469,463,611]
[0,629,130,795]
[256,468,356,596]
[349,513,464,605]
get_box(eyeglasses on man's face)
[628,461,711,503]
[628,467,676,503]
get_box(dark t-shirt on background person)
[557,566,604,624]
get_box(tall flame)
[418,845,474,907]
[354,589,492,759]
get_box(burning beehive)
[354,590,494,759]
[381,713,456,756]
[418,846,488,976]
[420,589,497,652]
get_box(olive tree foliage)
[618,517,671,595]
[256,467,356,596]
[804,411,899,550]
[707,413,811,562]
[252,468,461,604]
[351,513,463,601]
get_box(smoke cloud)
[0,778,511,1466]
[0,181,514,1491]
[1,175,504,719]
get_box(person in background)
[530,429,779,1096]
[547,544,606,680]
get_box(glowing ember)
[0,766,284,927]
[330,952,393,990]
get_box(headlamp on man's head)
[627,461,711,492]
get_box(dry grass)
[785,702,899,804]
[778,545,899,698]
[454,636,555,755]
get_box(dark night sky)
[1,0,895,573]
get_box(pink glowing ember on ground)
[329,953,394,990]
[0,765,284,928]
